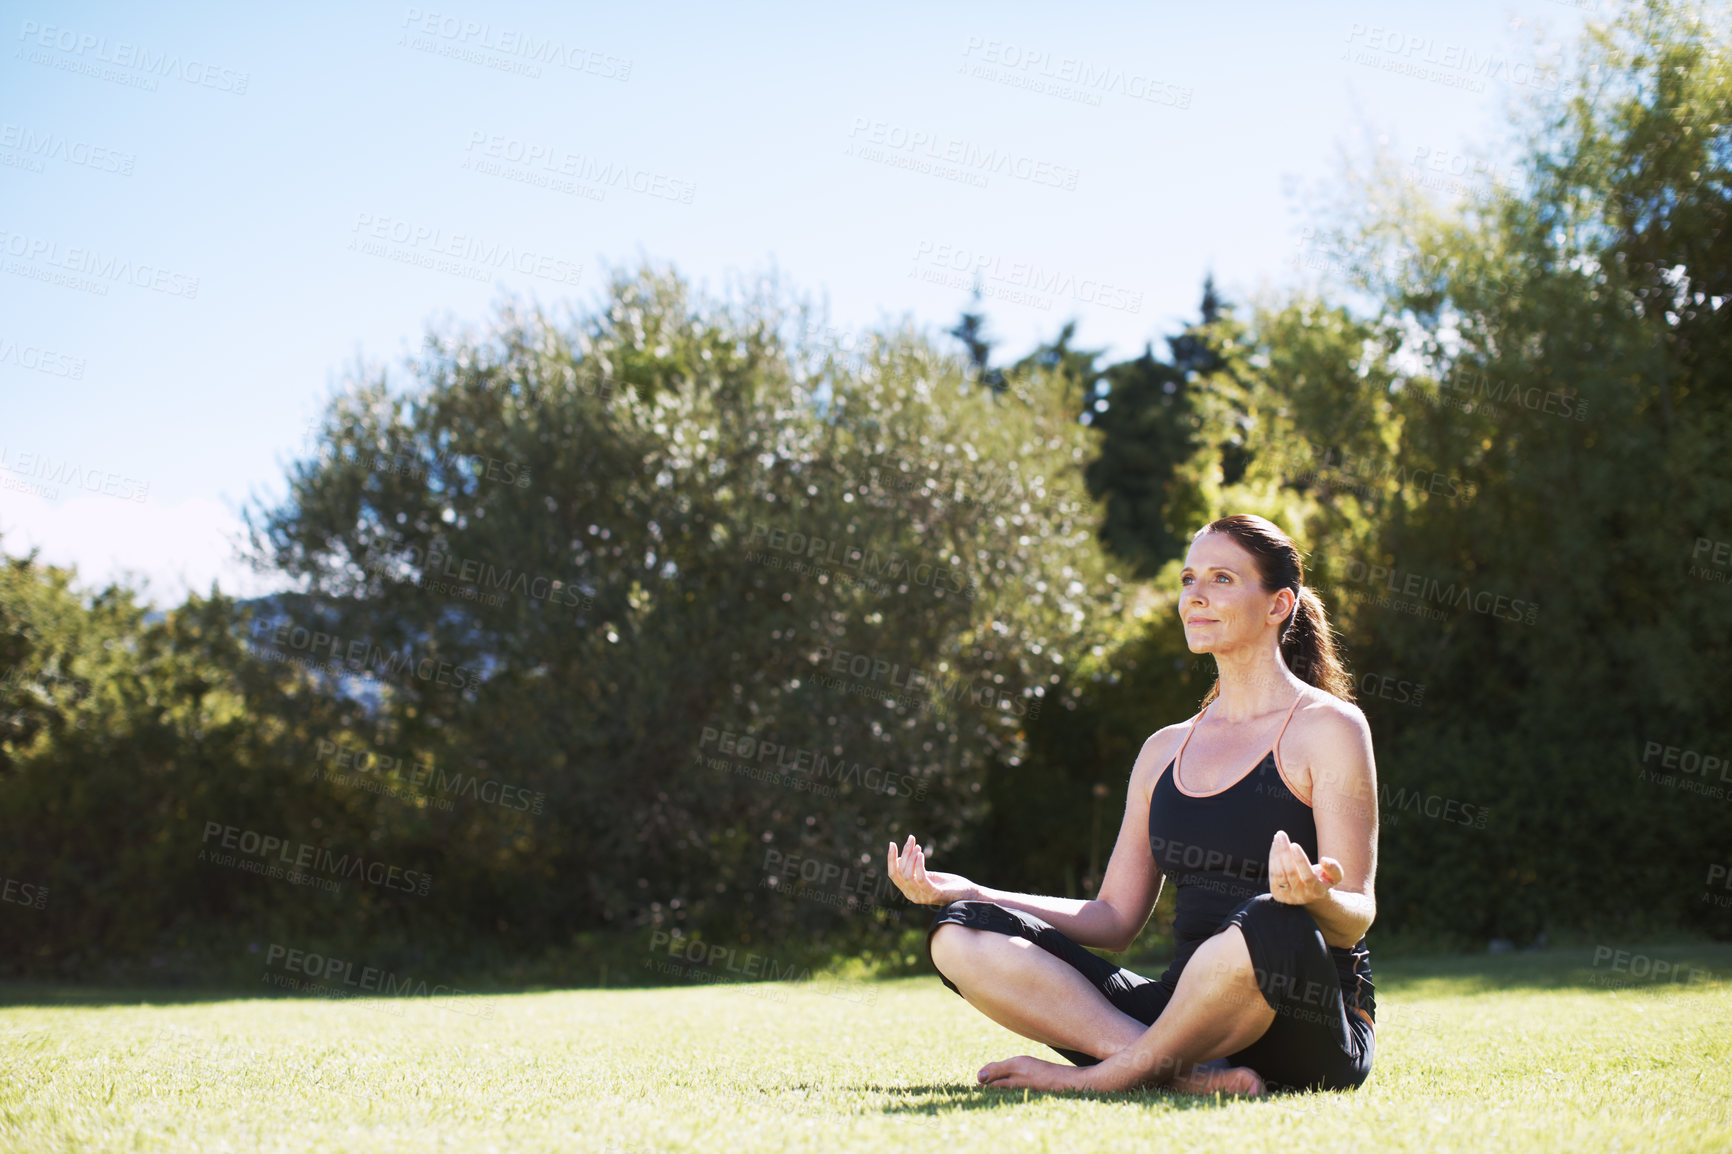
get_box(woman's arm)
[888,728,1178,952]
[1268,704,1378,946]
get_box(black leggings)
[925,894,1374,1092]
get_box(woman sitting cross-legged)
[888,514,1378,1097]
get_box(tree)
[946,283,1006,391]
[0,547,391,980]
[1175,0,1732,944]
[1081,279,1229,578]
[244,265,1130,959]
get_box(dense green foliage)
[1,1,1727,979]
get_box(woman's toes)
[1219,1066,1265,1096]
[1173,1063,1265,1097]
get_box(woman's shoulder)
[1282,686,1375,796]
[1131,716,1200,791]
[1290,684,1370,741]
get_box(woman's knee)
[1194,923,1256,980]
[929,905,1030,975]
[928,919,981,975]
[1238,892,1317,936]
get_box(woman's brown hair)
[1192,514,1355,705]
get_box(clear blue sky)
[0,0,1595,603]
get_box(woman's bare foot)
[1170,1060,1265,1097]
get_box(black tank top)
[1147,694,1376,1020]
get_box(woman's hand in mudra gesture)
[1267,829,1343,905]
[887,834,977,906]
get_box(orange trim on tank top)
[1173,693,1309,805]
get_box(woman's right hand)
[887,834,977,906]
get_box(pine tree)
[1081,278,1226,576]
[945,284,1006,391]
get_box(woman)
[887,514,1378,1096]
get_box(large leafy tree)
[246,266,1130,957]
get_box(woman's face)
[1178,532,1289,654]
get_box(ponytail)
[1277,585,1355,703]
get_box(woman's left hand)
[977,1055,1102,1092]
[1267,829,1343,905]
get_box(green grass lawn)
[3,944,1730,1153]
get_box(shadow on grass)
[0,980,523,1011]
[0,982,258,1008]
[4,943,1728,1009]
[863,1082,1267,1117]
[1370,943,1732,995]
[1107,942,1732,997]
